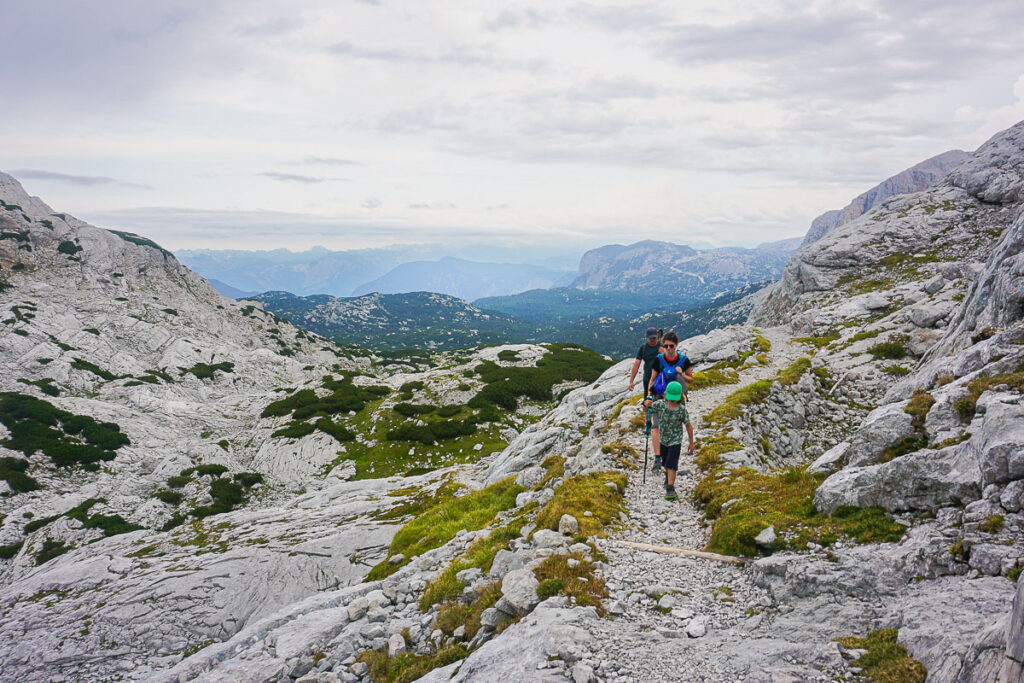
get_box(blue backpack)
[651,353,688,396]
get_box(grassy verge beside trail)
[694,466,906,557]
[368,476,523,580]
[535,471,627,539]
[703,357,812,427]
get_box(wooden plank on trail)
[613,540,750,564]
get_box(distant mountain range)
[177,245,580,298]
[352,256,573,299]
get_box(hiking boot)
[665,485,678,501]
[652,455,662,472]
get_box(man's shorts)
[659,443,681,471]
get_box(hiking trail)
[577,328,815,683]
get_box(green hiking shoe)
[665,484,678,501]
[652,455,662,472]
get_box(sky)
[2,0,1024,254]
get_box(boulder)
[685,617,707,638]
[844,402,917,467]
[387,633,406,657]
[814,443,981,513]
[909,302,949,328]
[498,568,540,617]
[532,529,568,549]
[1002,579,1024,682]
[808,441,849,474]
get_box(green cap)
[665,381,683,401]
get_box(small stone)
[754,526,777,551]
[583,511,593,517]
[567,558,580,568]
[532,529,568,548]
[452,625,466,640]
[558,514,579,536]
[479,607,504,630]
[387,633,406,657]
[685,617,707,638]
[351,662,369,676]
[388,553,405,565]
[657,594,676,610]
[573,662,596,683]
[346,598,368,621]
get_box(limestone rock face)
[802,149,969,246]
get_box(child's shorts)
[659,443,681,471]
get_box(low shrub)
[180,362,234,380]
[356,643,470,683]
[0,456,38,491]
[57,240,82,255]
[979,514,1004,534]
[195,464,228,477]
[155,489,183,505]
[393,402,437,417]
[0,540,24,559]
[36,538,71,565]
[867,340,908,360]
[233,472,264,488]
[166,475,190,488]
[882,365,911,376]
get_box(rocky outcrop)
[802,149,969,246]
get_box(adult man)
[629,327,661,395]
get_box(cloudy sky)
[2,0,1024,253]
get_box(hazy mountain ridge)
[352,256,573,299]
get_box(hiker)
[628,327,662,395]
[644,331,693,470]
[650,380,695,501]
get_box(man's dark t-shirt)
[636,342,661,392]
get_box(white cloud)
[1,0,1022,251]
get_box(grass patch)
[419,514,527,610]
[979,514,1004,534]
[704,358,811,428]
[695,466,905,557]
[535,471,626,538]
[835,629,926,683]
[434,582,509,640]
[689,365,741,392]
[882,365,911,376]
[533,551,608,613]
[904,389,934,432]
[368,476,523,580]
[868,340,908,360]
[694,435,743,470]
[954,366,1024,424]
[356,643,470,683]
[793,331,840,349]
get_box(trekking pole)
[642,404,651,486]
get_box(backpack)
[651,353,688,396]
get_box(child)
[650,381,695,501]
[645,330,693,471]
